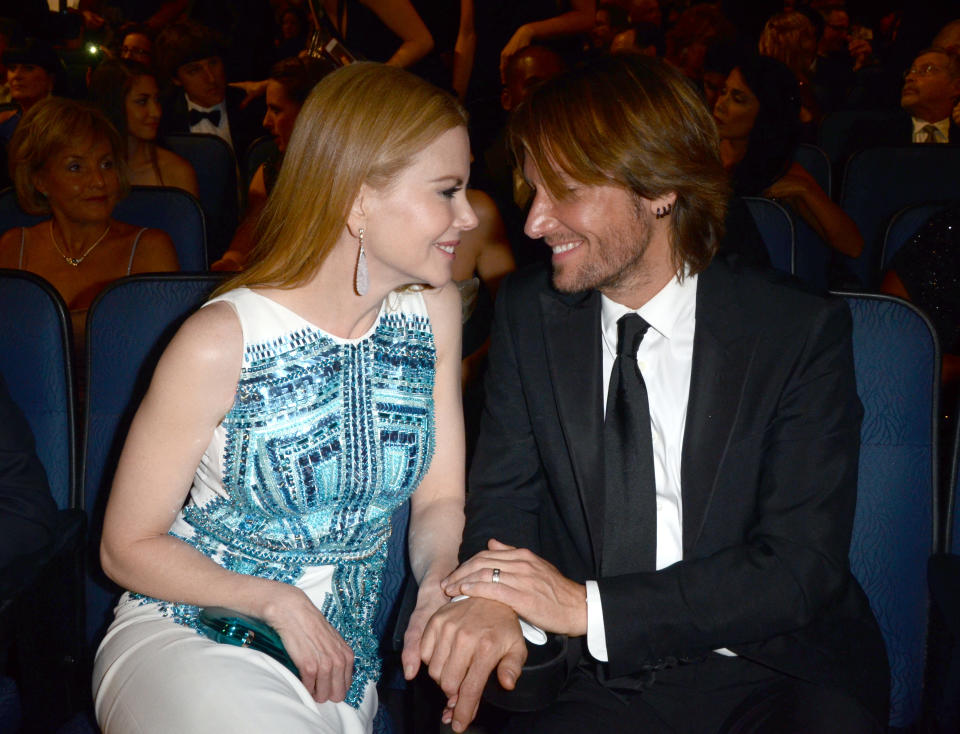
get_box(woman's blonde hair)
[9,97,129,216]
[758,11,817,78]
[221,62,467,294]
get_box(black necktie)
[601,313,657,576]
[189,108,221,127]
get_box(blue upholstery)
[839,147,960,288]
[163,134,239,265]
[742,196,795,275]
[0,187,208,272]
[114,187,207,271]
[838,292,939,728]
[793,143,832,199]
[880,201,953,274]
[0,270,75,509]
[818,109,902,167]
[243,135,278,191]
[82,274,224,644]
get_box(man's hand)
[420,596,527,732]
[442,539,588,636]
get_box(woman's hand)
[763,170,809,200]
[262,584,355,703]
[401,577,450,680]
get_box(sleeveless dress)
[93,287,437,733]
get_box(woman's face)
[125,75,162,142]
[281,11,302,40]
[359,126,479,291]
[712,68,760,141]
[33,136,120,225]
[263,80,301,153]
[8,63,54,107]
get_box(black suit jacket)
[463,256,889,724]
[160,85,265,161]
[845,111,960,159]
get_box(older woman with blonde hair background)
[0,97,178,347]
[93,62,477,733]
[758,10,822,133]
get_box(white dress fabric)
[93,287,437,733]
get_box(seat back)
[880,201,953,274]
[0,187,208,271]
[162,134,239,265]
[818,109,902,168]
[839,147,960,288]
[113,187,208,271]
[793,143,832,199]
[742,197,795,275]
[838,292,939,728]
[242,135,278,192]
[82,274,224,643]
[949,402,959,555]
[0,270,75,509]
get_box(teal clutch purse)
[197,606,300,677]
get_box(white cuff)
[585,580,608,662]
[449,595,547,645]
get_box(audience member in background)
[117,23,154,66]
[758,10,821,135]
[587,2,629,56]
[88,59,198,196]
[496,0,594,83]
[213,56,332,271]
[319,0,434,68]
[609,22,663,57]
[0,17,19,105]
[812,7,875,115]
[0,98,178,348]
[932,19,960,125]
[701,39,744,110]
[155,20,265,157]
[275,5,310,60]
[663,2,735,84]
[849,47,960,148]
[626,0,661,28]
[881,201,960,397]
[0,39,61,146]
[715,55,863,258]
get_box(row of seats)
[747,142,960,289]
[0,271,408,733]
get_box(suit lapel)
[541,289,605,570]
[681,261,754,556]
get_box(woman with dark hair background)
[714,54,862,259]
[88,59,198,197]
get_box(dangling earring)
[355,227,369,296]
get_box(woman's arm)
[452,0,476,101]
[467,190,515,299]
[400,281,467,678]
[499,0,595,81]
[764,162,863,258]
[359,0,434,68]
[129,229,181,273]
[100,304,355,702]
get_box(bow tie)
[189,108,222,127]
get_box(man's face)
[901,51,960,122]
[502,50,565,110]
[175,55,226,108]
[522,156,654,296]
[821,10,849,55]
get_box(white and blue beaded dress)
[93,287,436,733]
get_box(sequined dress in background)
[93,287,436,732]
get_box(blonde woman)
[758,10,821,128]
[93,62,476,733]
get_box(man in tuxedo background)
[154,20,264,159]
[415,55,888,733]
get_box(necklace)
[49,220,111,267]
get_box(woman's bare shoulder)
[156,146,200,197]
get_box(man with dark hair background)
[413,54,888,734]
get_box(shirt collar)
[186,98,226,115]
[911,115,950,141]
[600,270,698,350]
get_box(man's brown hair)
[508,54,729,275]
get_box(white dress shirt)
[585,272,697,661]
[911,116,950,143]
[187,98,234,150]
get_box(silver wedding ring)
[492,568,501,584]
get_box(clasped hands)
[402,539,587,732]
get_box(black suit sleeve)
[0,372,58,599]
[598,297,862,676]
[462,274,548,562]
